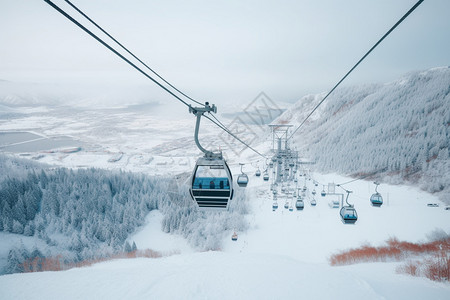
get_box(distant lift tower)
[268,125,297,183]
[268,124,293,154]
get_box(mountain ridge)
[276,66,450,202]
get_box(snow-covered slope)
[277,67,450,203]
[1,173,449,299]
[1,68,449,299]
[2,252,448,300]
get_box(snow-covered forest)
[0,66,449,298]
[0,154,248,274]
[278,67,450,203]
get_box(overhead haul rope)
[44,0,284,159]
[44,0,267,157]
[43,0,192,108]
[209,113,268,158]
[63,0,205,107]
[288,0,425,140]
[209,113,270,159]
[337,167,388,186]
[204,114,268,159]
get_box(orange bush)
[396,261,419,277]
[331,237,450,282]
[424,251,449,282]
[330,238,449,266]
[20,249,165,273]
[330,244,402,266]
[396,251,449,282]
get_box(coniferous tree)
[124,241,132,253]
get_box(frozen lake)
[0,131,81,153]
[0,131,42,146]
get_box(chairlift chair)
[370,193,383,207]
[237,174,249,187]
[340,206,358,224]
[237,163,249,187]
[329,199,340,208]
[190,157,233,210]
[321,185,326,197]
[370,182,383,207]
[295,197,304,210]
[189,103,233,210]
[340,191,358,224]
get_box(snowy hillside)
[1,67,449,299]
[277,67,450,203]
[1,171,449,299]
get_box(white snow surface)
[1,172,449,299]
[128,210,193,255]
[1,68,449,299]
[3,253,447,300]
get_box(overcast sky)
[0,0,449,106]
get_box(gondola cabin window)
[193,165,230,190]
